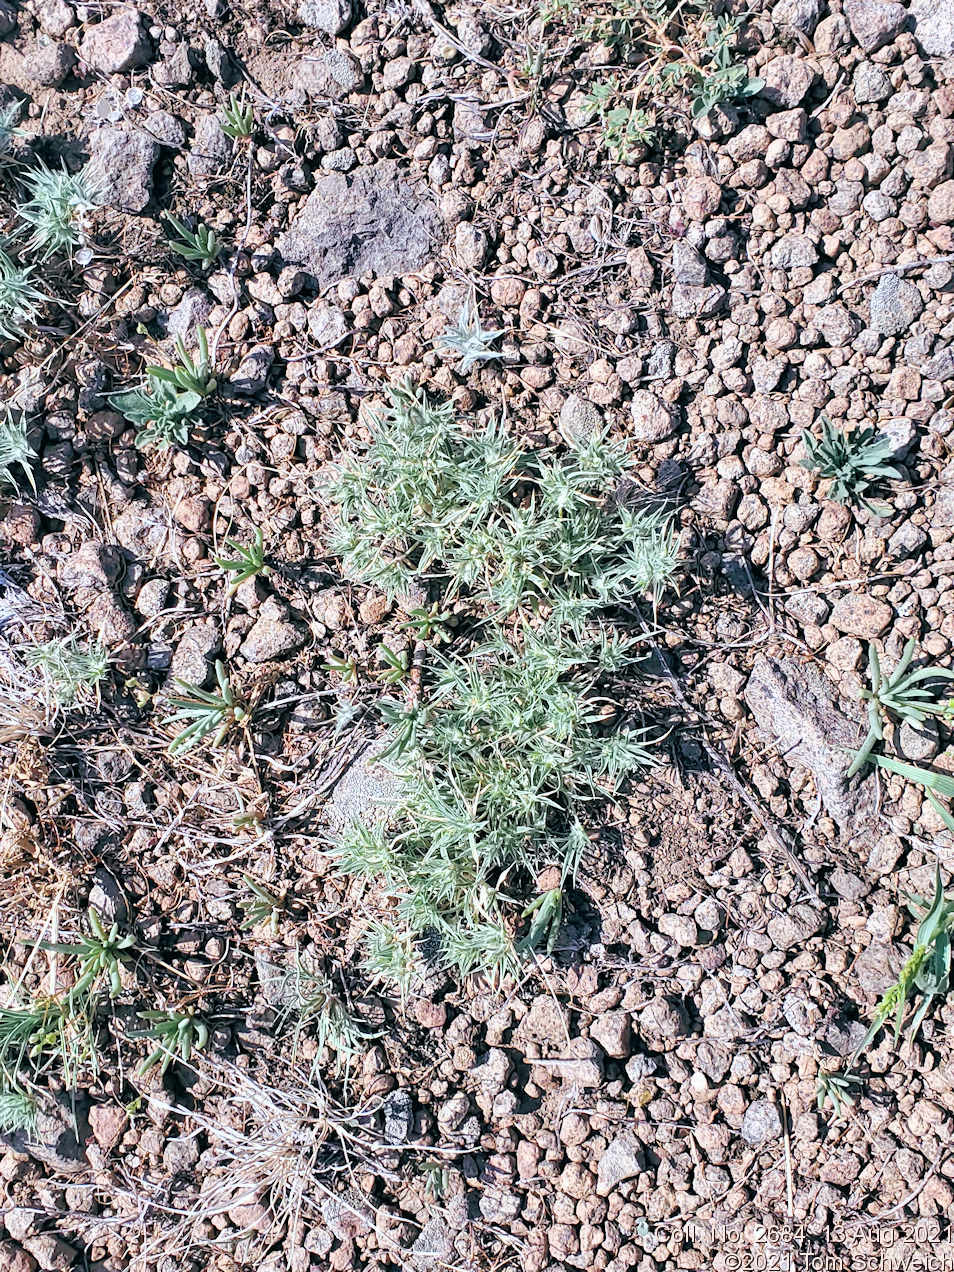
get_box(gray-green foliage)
[0,247,52,342]
[437,301,504,373]
[18,161,99,260]
[336,625,656,984]
[0,1082,37,1135]
[110,373,203,451]
[23,635,108,709]
[847,638,954,776]
[329,383,678,982]
[799,415,901,510]
[0,407,37,491]
[329,380,678,618]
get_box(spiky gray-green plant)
[437,301,504,373]
[0,247,52,341]
[0,102,22,164]
[0,408,37,491]
[0,1083,37,1135]
[800,415,902,510]
[18,161,99,260]
[23,634,108,709]
[336,625,659,983]
[329,383,679,982]
[329,380,678,617]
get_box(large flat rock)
[277,160,442,288]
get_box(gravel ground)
[3,0,954,1270]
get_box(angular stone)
[277,161,441,289]
[844,0,909,53]
[188,114,233,178]
[759,55,816,108]
[829,593,893,638]
[911,0,954,56]
[745,654,875,832]
[80,10,151,73]
[239,617,307,662]
[767,902,824,950]
[88,127,158,214]
[596,1130,643,1195]
[298,0,352,34]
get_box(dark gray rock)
[745,654,875,833]
[188,114,233,177]
[383,1089,414,1144]
[276,161,442,289]
[89,126,158,213]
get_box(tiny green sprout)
[376,644,410,685]
[799,415,902,511]
[133,1006,210,1076]
[847,639,954,777]
[421,1159,450,1201]
[0,247,52,342]
[35,909,135,1000]
[165,659,247,756]
[437,300,504,374]
[816,1070,862,1121]
[517,887,563,956]
[220,92,254,140]
[323,653,359,684]
[378,699,427,760]
[400,603,454,644]
[214,526,271,594]
[109,376,203,451]
[0,407,37,492]
[238,876,286,934]
[163,214,223,270]
[146,326,217,398]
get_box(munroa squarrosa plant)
[326,381,680,985]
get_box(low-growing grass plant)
[164,660,247,756]
[819,867,954,1118]
[0,407,37,491]
[163,214,223,270]
[239,876,286,934]
[799,415,902,511]
[34,909,135,1000]
[133,1006,210,1076]
[326,381,679,981]
[18,161,99,259]
[214,526,270,594]
[220,92,254,139]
